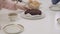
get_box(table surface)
[0,0,60,34]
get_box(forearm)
[0,0,28,10]
[0,0,5,9]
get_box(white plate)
[49,4,60,11]
[3,24,24,34]
[20,12,45,20]
[57,18,60,24]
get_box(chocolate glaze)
[18,0,22,2]
[25,9,42,15]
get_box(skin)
[0,0,29,11]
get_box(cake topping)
[28,0,40,9]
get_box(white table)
[0,0,60,34]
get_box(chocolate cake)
[18,0,22,2]
[12,0,22,2]
[25,9,42,15]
